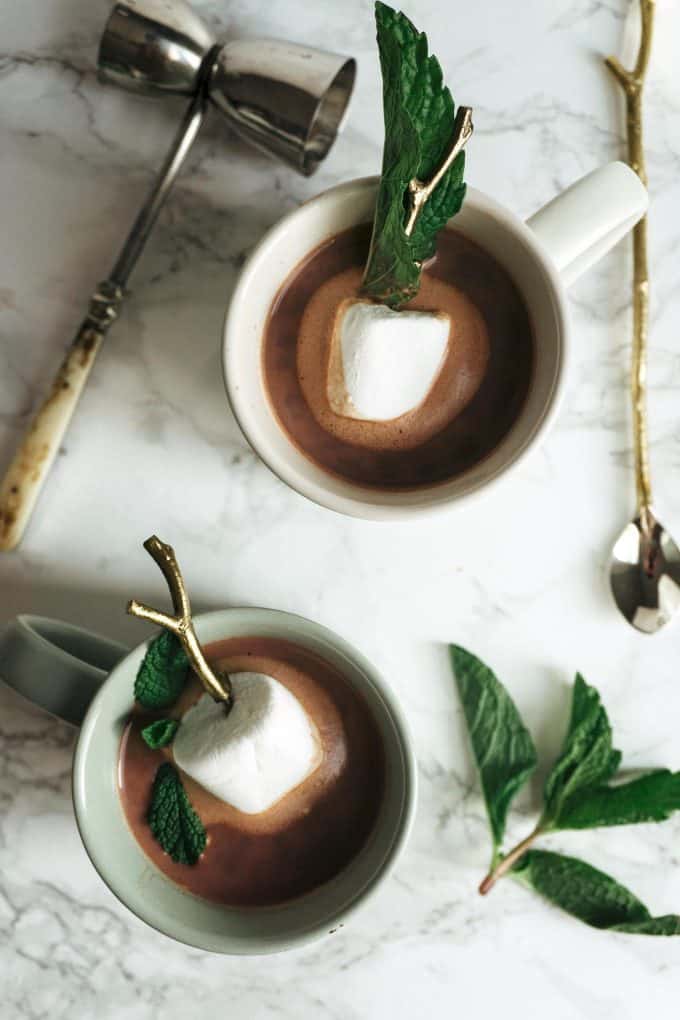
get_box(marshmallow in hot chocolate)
[327,299,450,421]
[173,672,321,814]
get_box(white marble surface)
[2,0,680,1016]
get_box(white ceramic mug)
[0,610,416,954]
[222,162,647,520]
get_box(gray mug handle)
[0,615,129,726]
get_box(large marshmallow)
[327,300,450,421]
[173,673,320,814]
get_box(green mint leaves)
[141,717,180,750]
[514,851,680,936]
[361,3,467,308]
[538,674,680,831]
[147,763,206,865]
[452,647,680,936]
[540,674,621,829]
[134,632,203,864]
[549,769,680,830]
[134,630,189,709]
[451,646,536,859]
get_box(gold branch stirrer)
[127,536,233,708]
[607,0,680,632]
[404,106,474,238]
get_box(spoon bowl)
[610,509,680,633]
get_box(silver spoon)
[607,0,680,633]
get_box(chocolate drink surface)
[118,637,385,907]
[263,224,534,489]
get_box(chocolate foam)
[118,636,385,907]
[263,224,534,489]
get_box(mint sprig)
[451,646,536,864]
[547,770,680,829]
[452,646,680,935]
[134,630,189,709]
[147,763,206,865]
[141,717,179,750]
[539,674,680,831]
[361,3,468,308]
[540,673,621,826]
[514,850,680,935]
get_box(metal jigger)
[0,0,356,551]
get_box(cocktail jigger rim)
[208,41,356,176]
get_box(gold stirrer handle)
[605,0,655,533]
[127,535,232,708]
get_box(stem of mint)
[478,825,542,895]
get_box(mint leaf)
[541,674,621,829]
[456,656,680,935]
[514,850,680,935]
[147,763,206,865]
[362,2,467,308]
[141,717,179,750]
[614,916,680,935]
[552,768,680,830]
[540,677,680,830]
[134,630,189,710]
[451,646,537,852]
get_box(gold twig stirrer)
[127,535,232,708]
[404,105,474,237]
[605,0,654,533]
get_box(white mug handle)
[526,161,648,287]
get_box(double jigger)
[0,0,355,551]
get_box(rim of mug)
[71,606,418,955]
[222,177,569,521]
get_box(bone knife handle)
[0,280,123,551]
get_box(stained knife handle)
[0,280,123,551]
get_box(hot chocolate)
[118,636,385,907]
[262,223,534,489]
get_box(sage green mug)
[0,609,416,954]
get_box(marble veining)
[1,1,680,1017]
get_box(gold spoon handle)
[631,215,652,521]
[606,0,655,524]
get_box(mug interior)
[223,178,568,519]
[72,608,415,955]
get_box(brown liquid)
[263,224,534,488]
[118,637,385,907]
